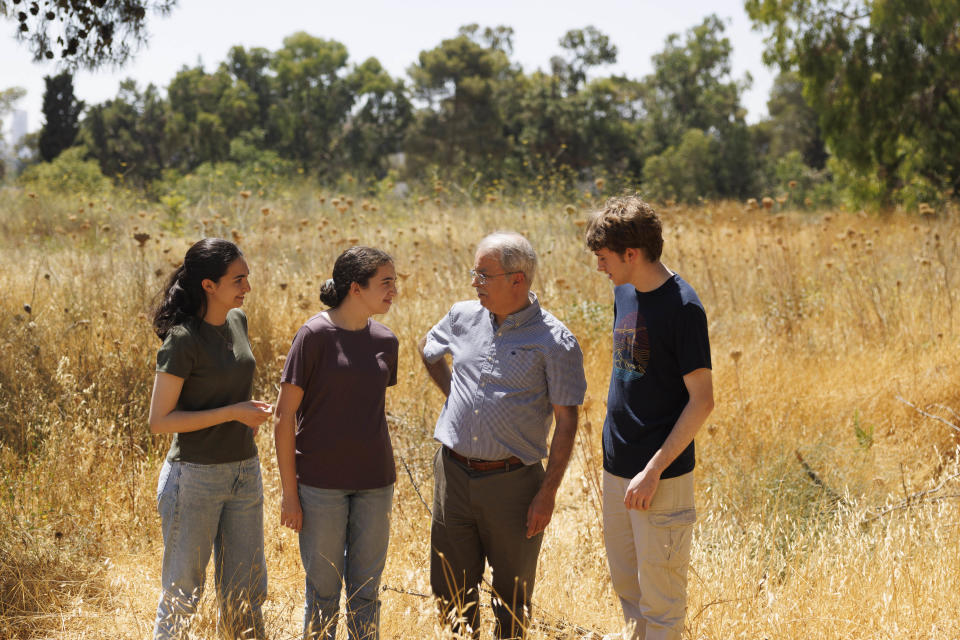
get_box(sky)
[1,0,778,139]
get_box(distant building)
[1,110,29,176]
[11,110,27,145]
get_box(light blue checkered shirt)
[423,293,587,464]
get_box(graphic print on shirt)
[613,310,650,381]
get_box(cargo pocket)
[648,508,696,568]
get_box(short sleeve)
[281,325,320,389]
[235,309,249,335]
[545,331,587,407]
[676,302,711,374]
[387,334,399,387]
[156,325,196,379]
[421,308,455,364]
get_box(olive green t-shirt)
[156,308,258,464]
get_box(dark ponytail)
[153,238,243,340]
[319,246,393,308]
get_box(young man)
[585,197,714,640]
[418,231,587,639]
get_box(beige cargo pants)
[602,470,696,640]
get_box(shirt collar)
[488,292,540,329]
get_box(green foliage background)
[5,3,959,211]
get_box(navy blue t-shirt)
[603,274,711,479]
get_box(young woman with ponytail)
[273,246,399,640]
[149,238,272,639]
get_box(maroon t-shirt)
[281,312,399,489]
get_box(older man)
[418,231,587,639]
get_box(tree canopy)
[39,71,83,161]
[746,0,960,203]
[0,0,176,67]
[11,13,955,210]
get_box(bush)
[772,150,838,209]
[642,128,717,204]
[17,147,111,197]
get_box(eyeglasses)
[469,269,520,285]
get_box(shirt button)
[497,331,502,336]
[472,436,478,441]
[487,356,493,362]
[474,409,479,414]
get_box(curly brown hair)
[585,196,663,262]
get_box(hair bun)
[319,278,339,307]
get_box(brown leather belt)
[445,447,524,471]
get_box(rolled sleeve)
[545,332,587,407]
[422,308,454,364]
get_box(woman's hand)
[280,493,303,532]
[233,400,274,426]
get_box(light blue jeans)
[153,456,267,640]
[298,483,394,640]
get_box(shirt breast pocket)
[497,346,543,389]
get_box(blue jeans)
[153,457,267,640]
[298,483,394,640]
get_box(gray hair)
[476,231,537,286]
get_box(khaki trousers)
[602,470,696,640]
[430,447,545,639]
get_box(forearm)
[645,396,713,475]
[418,336,451,397]
[540,408,578,495]
[149,405,238,435]
[425,361,451,396]
[274,413,300,498]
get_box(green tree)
[407,25,520,172]
[81,79,167,183]
[0,0,176,67]
[643,128,718,203]
[550,26,618,95]
[507,71,582,175]
[642,15,750,153]
[39,71,84,162]
[746,0,960,204]
[268,32,356,171]
[503,27,629,182]
[640,15,757,198]
[164,65,258,169]
[574,76,647,176]
[18,145,110,194]
[764,72,828,170]
[343,58,413,177]
[225,46,275,132]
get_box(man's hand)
[621,367,713,511]
[525,488,556,538]
[624,467,661,510]
[524,404,578,537]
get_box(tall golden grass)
[1,184,958,639]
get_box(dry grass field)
[1,183,958,639]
